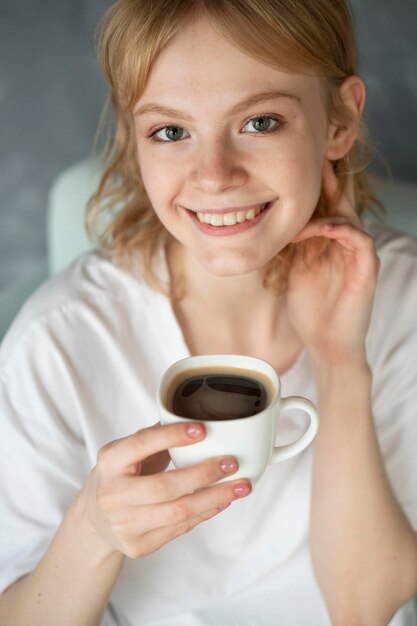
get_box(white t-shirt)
[1,220,417,626]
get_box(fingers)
[134,507,227,558]
[98,422,206,475]
[116,478,251,536]
[91,425,253,559]
[319,222,379,278]
[291,219,379,281]
[292,218,371,253]
[109,455,242,507]
[291,216,349,243]
[110,480,252,559]
[123,504,228,559]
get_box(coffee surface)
[169,370,269,421]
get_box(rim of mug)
[157,353,280,419]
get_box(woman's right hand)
[79,422,252,559]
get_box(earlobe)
[325,75,366,161]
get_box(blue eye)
[152,126,190,142]
[243,116,280,134]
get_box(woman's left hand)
[287,159,379,367]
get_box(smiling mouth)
[188,202,271,227]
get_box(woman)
[1,1,417,624]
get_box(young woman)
[1,1,417,625]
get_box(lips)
[184,200,274,236]
[195,202,269,226]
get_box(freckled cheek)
[269,146,322,197]
[137,156,183,217]
[267,139,324,223]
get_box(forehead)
[136,12,325,113]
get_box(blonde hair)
[88,0,381,297]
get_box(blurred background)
[0,0,416,321]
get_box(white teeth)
[223,212,237,225]
[196,204,265,226]
[211,213,224,226]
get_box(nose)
[191,138,247,193]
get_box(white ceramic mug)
[158,354,319,485]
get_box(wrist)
[310,356,373,406]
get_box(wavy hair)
[88,0,382,297]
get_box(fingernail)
[234,483,252,498]
[185,423,204,439]
[220,457,238,474]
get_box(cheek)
[136,148,158,190]
[265,136,325,234]
[136,148,178,214]
[284,152,322,201]
[135,147,192,245]
[271,146,322,201]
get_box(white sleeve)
[0,319,127,625]
[0,320,93,593]
[368,234,417,531]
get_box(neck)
[166,241,304,373]
[167,241,282,318]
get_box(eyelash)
[146,115,285,143]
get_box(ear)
[325,75,366,160]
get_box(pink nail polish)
[185,423,204,439]
[234,483,252,498]
[220,457,238,474]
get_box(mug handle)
[270,396,319,463]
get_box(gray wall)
[0,0,416,294]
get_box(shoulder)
[364,220,417,405]
[365,217,417,304]
[0,250,169,455]
[365,219,417,318]
[0,251,152,378]
[367,217,417,261]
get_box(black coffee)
[167,367,271,421]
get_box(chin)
[192,248,273,277]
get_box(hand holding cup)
[158,354,319,485]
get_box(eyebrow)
[134,90,301,120]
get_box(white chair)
[47,156,101,274]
